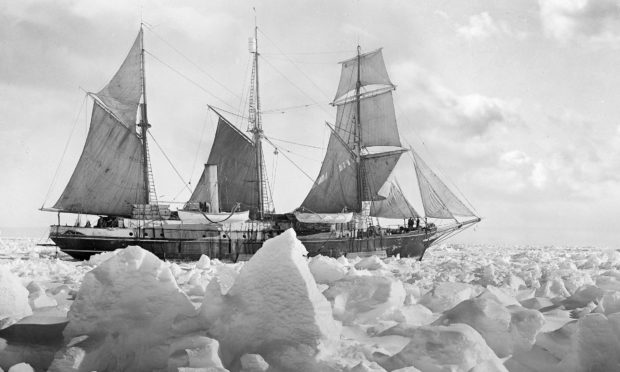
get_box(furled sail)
[95,30,143,129]
[53,102,146,216]
[334,48,394,101]
[370,179,420,218]
[335,91,401,148]
[412,150,476,219]
[189,114,259,215]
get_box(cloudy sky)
[1,0,619,246]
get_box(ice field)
[1,230,619,371]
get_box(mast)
[249,19,265,219]
[138,26,151,204]
[355,45,363,212]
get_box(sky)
[1,0,619,247]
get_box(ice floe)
[1,234,620,371]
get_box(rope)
[262,103,318,114]
[147,132,193,194]
[197,202,241,224]
[145,50,237,112]
[267,136,322,149]
[271,148,279,198]
[208,105,246,119]
[262,49,355,56]
[235,54,252,128]
[143,24,242,102]
[263,135,322,163]
[396,98,479,217]
[262,137,317,184]
[189,110,210,185]
[258,29,334,101]
[258,55,332,118]
[41,93,88,208]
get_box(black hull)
[50,228,436,261]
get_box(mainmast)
[249,21,266,219]
[355,45,364,212]
[138,26,152,204]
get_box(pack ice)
[1,236,620,371]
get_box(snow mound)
[309,255,347,283]
[345,360,388,371]
[0,266,32,329]
[354,256,387,271]
[376,323,508,372]
[555,313,620,372]
[26,282,57,309]
[240,354,269,372]
[434,297,544,357]
[419,282,478,313]
[200,229,341,371]
[323,275,406,324]
[85,250,117,266]
[196,254,211,270]
[7,363,33,372]
[57,246,197,371]
[166,335,227,371]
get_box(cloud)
[392,62,520,140]
[539,0,620,43]
[457,12,500,40]
[500,150,531,166]
[391,62,620,202]
[452,12,526,41]
[530,162,548,189]
[340,23,377,42]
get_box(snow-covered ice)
[1,235,620,371]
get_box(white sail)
[370,179,420,219]
[334,48,394,101]
[335,91,401,148]
[95,30,143,129]
[302,47,406,215]
[53,30,147,217]
[412,150,476,219]
[189,113,259,215]
[53,102,146,216]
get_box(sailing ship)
[43,26,480,261]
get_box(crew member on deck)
[407,217,414,230]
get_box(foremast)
[300,46,480,232]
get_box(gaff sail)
[189,112,260,216]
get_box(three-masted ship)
[43,26,480,261]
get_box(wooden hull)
[49,225,437,261]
